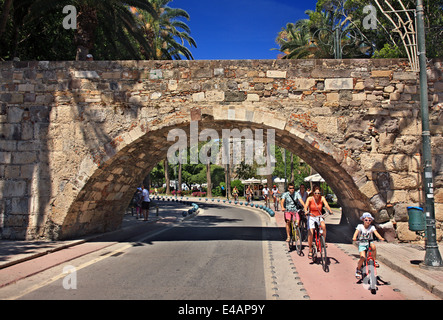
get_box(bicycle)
[263,195,270,208]
[288,211,303,255]
[358,239,378,294]
[297,209,307,242]
[273,194,280,211]
[307,212,329,272]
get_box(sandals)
[308,251,313,259]
[355,268,362,279]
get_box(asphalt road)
[15,204,277,300]
[2,202,438,301]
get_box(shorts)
[307,215,324,230]
[141,201,151,210]
[284,211,300,222]
[358,242,370,252]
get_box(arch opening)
[52,116,369,240]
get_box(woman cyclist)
[245,185,253,203]
[304,186,333,259]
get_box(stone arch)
[50,109,369,240]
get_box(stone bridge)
[0,58,442,241]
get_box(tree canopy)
[0,0,196,61]
[274,0,443,60]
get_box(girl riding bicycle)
[304,186,333,259]
[352,212,385,279]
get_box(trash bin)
[407,206,425,231]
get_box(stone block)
[390,172,420,189]
[74,71,100,79]
[18,84,35,92]
[149,69,163,79]
[247,93,260,102]
[352,93,366,101]
[324,78,353,90]
[10,93,24,104]
[253,77,274,83]
[266,70,286,78]
[326,92,339,101]
[13,151,38,164]
[396,222,420,241]
[214,68,224,76]
[316,117,338,134]
[0,180,27,197]
[192,92,205,102]
[393,72,417,80]
[371,70,393,78]
[168,80,178,91]
[293,78,316,91]
[225,91,246,102]
[205,90,225,101]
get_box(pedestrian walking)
[141,185,151,221]
[134,187,143,218]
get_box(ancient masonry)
[0,58,442,241]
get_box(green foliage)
[372,43,404,58]
[274,0,443,60]
[0,0,196,61]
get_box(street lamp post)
[416,0,443,268]
[310,26,371,59]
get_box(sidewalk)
[0,200,196,271]
[272,208,443,299]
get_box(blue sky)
[171,0,318,60]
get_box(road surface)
[0,202,438,300]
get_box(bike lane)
[274,211,405,300]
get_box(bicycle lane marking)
[288,243,406,300]
[273,210,405,300]
[0,242,115,289]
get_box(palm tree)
[24,0,157,60]
[133,0,196,59]
[275,20,313,59]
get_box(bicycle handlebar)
[305,211,332,218]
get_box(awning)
[304,173,325,182]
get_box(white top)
[355,224,376,242]
[142,188,150,202]
[262,188,269,195]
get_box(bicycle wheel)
[320,235,328,272]
[295,224,303,256]
[300,218,307,242]
[368,259,377,293]
[311,233,317,263]
[287,222,293,250]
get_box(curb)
[376,254,443,299]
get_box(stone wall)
[0,58,441,241]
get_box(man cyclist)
[280,183,305,242]
[262,185,270,206]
